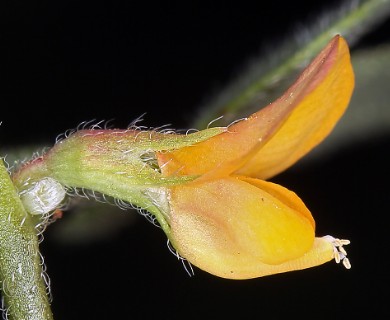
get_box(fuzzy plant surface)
[1,0,390,319]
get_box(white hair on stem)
[0,295,8,320]
[127,113,147,130]
[207,115,224,129]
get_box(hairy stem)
[193,0,390,129]
[0,161,53,320]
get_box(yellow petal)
[157,35,354,180]
[238,35,354,179]
[239,176,315,228]
[168,177,321,279]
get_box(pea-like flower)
[154,35,354,278]
[13,35,354,279]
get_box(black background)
[1,1,390,319]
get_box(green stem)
[0,161,53,320]
[193,0,390,129]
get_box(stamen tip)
[323,235,351,269]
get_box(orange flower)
[156,35,354,279]
[12,35,354,280]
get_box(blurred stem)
[0,161,53,320]
[193,0,390,129]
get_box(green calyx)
[12,127,224,235]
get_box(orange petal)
[157,35,354,179]
[168,177,319,279]
[238,35,354,179]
